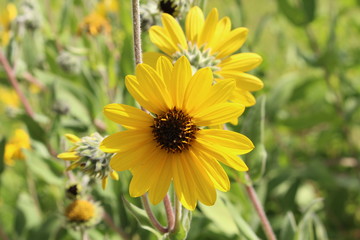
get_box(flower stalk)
[0,51,34,118]
[245,173,277,240]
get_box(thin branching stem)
[103,211,131,240]
[0,51,34,118]
[245,173,277,240]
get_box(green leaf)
[122,196,163,239]
[280,212,297,240]
[241,96,267,182]
[199,195,239,236]
[23,147,62,186]
[18,114,48,143]
[277,0,316,26]
[224,199,260,240]
[0,138,6,174]
[17,193,42,230]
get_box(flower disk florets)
[152,107,198,154]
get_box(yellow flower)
[64,199,102,229]
[96,0,119,15]
[100,56,254,210]
[146,6,263,107]
[78,12,111,36]
[0,3,17,46]
[0,87,20,109]
[65,199,95,222]
[4,129,31,166]
[57,133,119,189]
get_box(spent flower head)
[100,56,254,210]
[146,6,263,107]
[57,133,119,189]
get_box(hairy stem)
[132,0,142,65]
[163,194,175,232]
[141,195,168,233]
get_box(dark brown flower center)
[152,107,198,153]
[158,0,178,17]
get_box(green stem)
[103,211,131,240]
[173,192,182,232]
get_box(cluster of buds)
[58,132,119,189]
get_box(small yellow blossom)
[4,129,31,166]
[0,87,20,109]
[65,199,95,222]
[0,3,17,46]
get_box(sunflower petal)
[229,88,256,107]
[143,52,167,69]
[149,26,178,56]
[125,75,163,114]
[207,16,231,50]
[186,6,204,43]
[198,129,254,152]
[110,141,157,171]
[193,102,245,126]
[57,152,79,161]
[65,134,81,143]
[198,8,219,48]
[136,64,172,110]
[198,79,235,110]
[104,103,153,129]
[219,71,264,91]
[161,13,187,51]
[100,130,152,153]
[148,153,172,205]
[171,56,192,107]
[195,140,249,171]
[172,154,197,210]
[219,53,263,72]
[183,67,213,115]
[212,27,248,58]
[193,146,230,192]
[186,150,216,206]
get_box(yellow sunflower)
[57,133,119,189]
[4,129,31,166]
[146,6,263,107]
[100,56,254,210]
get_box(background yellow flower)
[4,129,31,166]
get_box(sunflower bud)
[57,133,119,189]
[56,51,81,74]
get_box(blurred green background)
[0,0,359,239]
